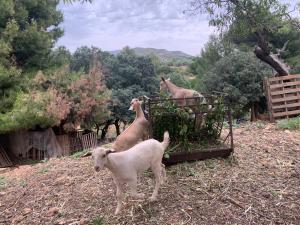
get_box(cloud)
[56,0,215,56]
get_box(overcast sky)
[56,0,299,56]
[56,0,215,56]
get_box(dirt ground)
[0,122,299,225]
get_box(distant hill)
[110,47,194,63]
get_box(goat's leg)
[113,177,124,215]
[128,176,145,199]
[149,164,162,202]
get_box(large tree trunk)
[254,46,290,76]
[100,120,112,140]
[114,118,120,136]
[254,33,290,76]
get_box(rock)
[284,130,291,134]
[47,207,60,217]
[23,208,32,215]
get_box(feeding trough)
[142,93,234,165]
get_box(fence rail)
[264,74,300,121]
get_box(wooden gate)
[81,132,97,150]
[264,74,300,121]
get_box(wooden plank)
[273,109,300,117]
[162,148,233,166]
[272,102,300,110]
[269,74,300,82]
[271,95,300,103]
[271,88,300,96]
[270,81,300,89]
[264,78,274,122]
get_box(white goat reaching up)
[92,131,169,215]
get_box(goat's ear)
[105,149,114,156]
[161,77,165,82]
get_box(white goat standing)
[112,98,149,151]
[92,131,169,215]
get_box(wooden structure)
[0,145,13,168]
[143,94,234,165]
[264,74,300,121]
[57,131,97,156]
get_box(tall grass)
[277,117,300,130]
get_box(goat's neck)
[135,105,145,119]
[105,154,117,171]
[165,80,180,97]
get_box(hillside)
[110,47,194,63]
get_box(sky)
[56,0,215,56]
[56,0,299,56]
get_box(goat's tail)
[161,131,170,150]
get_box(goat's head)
[129,98,143,111]
[92,147,113,171]
[160,77,170,92]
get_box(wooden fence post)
[264,77,275,122]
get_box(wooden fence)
[56,132,97,156]
[264,74,300,121]
[0,145,13,167]
[81,132,97,150]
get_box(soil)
[0,122,299,225]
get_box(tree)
[0,0,63,69]
[201,50,272,120]
[106,47,159,135]
[48,46,71,69]
[188,0,300,76]
[0,0,65,133]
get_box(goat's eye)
[102,154,105,158]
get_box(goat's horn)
[161,77,165,81]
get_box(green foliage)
[106,47,159,122]
[151,94,226,153]
[70,149,90,159]
[48,46,71,69]
[0,0,63,69]
[189,35,230,78]
[0,89,69,133]
[188,0,300,74]
[0,64,22,113]
[0,176,7,190]
[277,117,300,130]
[201,51,271,117]
[90,216,105,225]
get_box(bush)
[150,94,226,152]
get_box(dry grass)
[0,122,299,225]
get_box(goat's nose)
[94,166,100,172]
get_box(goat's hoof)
[149,196,157,202]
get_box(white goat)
[92,131,169,215]
[112,98,149,151]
